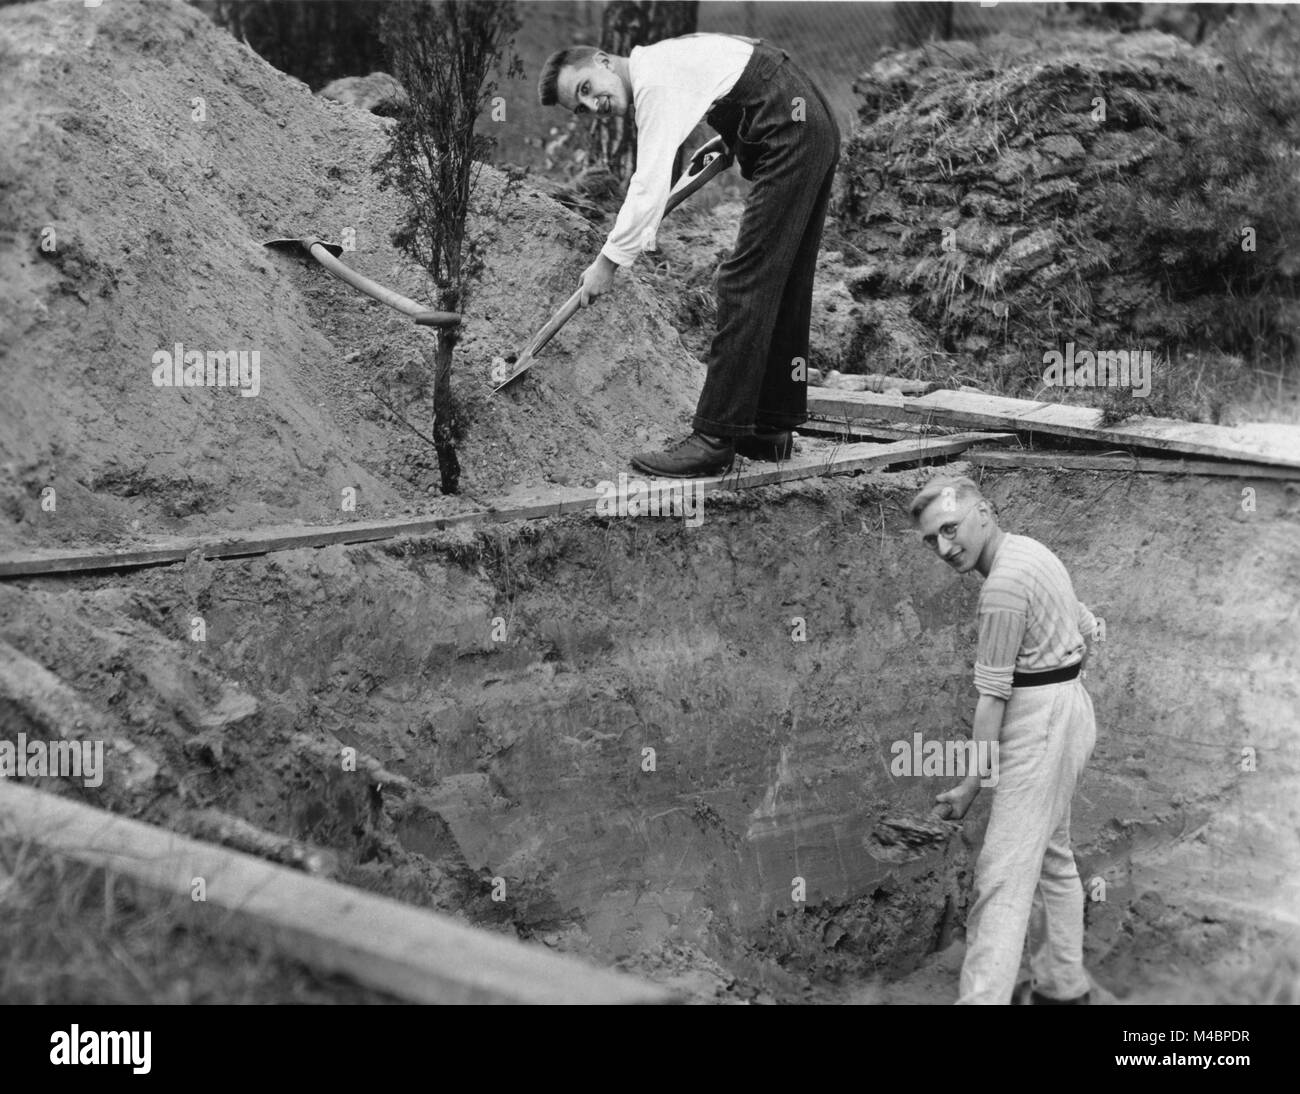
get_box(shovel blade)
[492,352,535,393]
[262,237,344,258]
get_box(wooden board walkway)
[807,387,1300,470]
[805,388,915,425]
[0,780,675,1005]
[967,447,1299,480]
[798,417,934,442]
[0,433,1003,579]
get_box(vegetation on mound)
[839,24,1300,414]
[374,1,523,496]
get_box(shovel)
[262,235,461,328]
[491,146,733,393]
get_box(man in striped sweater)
[910,476,1101,1005]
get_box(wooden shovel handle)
[513,149,732,364]
[520,289,584,362]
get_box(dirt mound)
[834,29,1299,385]
[0,0,701,553]
[317,72,406,115]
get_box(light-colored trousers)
[957,679,1097,1005]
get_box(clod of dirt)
[317,72,407,115]
[865,812,961,864]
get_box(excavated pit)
[6,467,1296,1002]
[3,0,1299,1004]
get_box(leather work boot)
[630,432,734,478]
[735,430,793,461]
[1012,980,1090,1005]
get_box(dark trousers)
[694,42,840,438]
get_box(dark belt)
[717,39,788,103]
[704,41,795,180]
[1012,662,1082,688]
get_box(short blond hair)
[908,475,985,524]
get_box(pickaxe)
[262,236,461,328]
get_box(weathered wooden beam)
[806,387,916,424]
[967,447,1299,480]
[799,419,933,442]
[809,386,1300,470]
[690,432,1012,491]
[907,390,1300,469]
[0,514,481,579]
[806,370,940,396]
[0,781,677,1005]
[0,434,1003,580]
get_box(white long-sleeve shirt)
[600,34,754,267]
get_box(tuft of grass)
[1096,349,1300,426]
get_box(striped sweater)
[974,533,1097,700]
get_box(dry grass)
[0,835,400,1005]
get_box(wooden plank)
[429,435,1004,518]
[201,512,480,556]
[806,371,940,396]
[906,390,1300,469]
[967,448,1300,480]
[0,781,676,1005]
[806,387,917,424]
[0,513,483,579]
[692,432,1011,493]
[0,434,1002,580]
[800,419,933,442]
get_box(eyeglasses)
[921,504,975,552]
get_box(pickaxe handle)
[303,239,461,328]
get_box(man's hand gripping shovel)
[491,140,734,393]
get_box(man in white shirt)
[539,34,840,477]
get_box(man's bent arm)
[970,693,1006,783]
[941,596,1022,817]
[602,80,711,266]
[937,693,1005,818]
